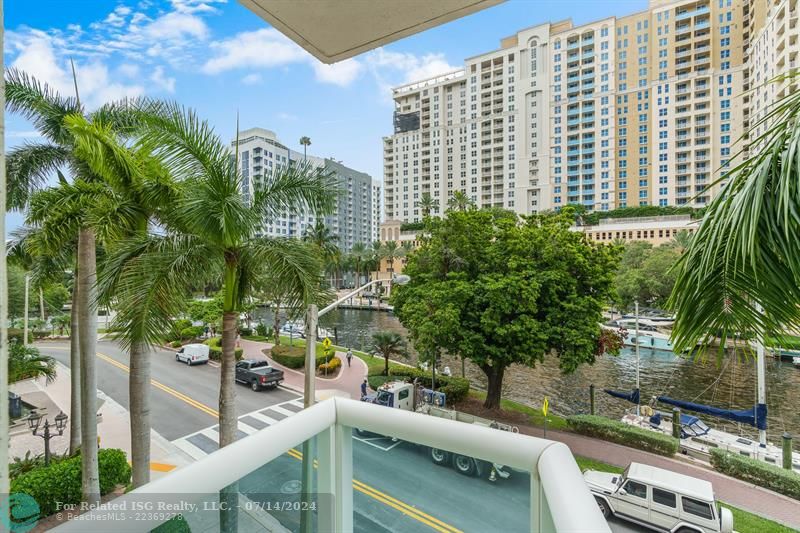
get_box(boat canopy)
[604,388,640,404]
[656,396,768,430]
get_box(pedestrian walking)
[346,348,353,367]
[360,379,368,399]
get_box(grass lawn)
[241,335,270,342]
[466,390,569,430]
[573,456,791,533]
[765,334,800,350]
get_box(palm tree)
[669,229,692,254]
[9,343,56,384]
[304,220,339,286]
[299,136,311,161]
[64,114,180,488]
[447,190,472,212]
[370,240,383,281]
[350,242,368,286]
[113,102,335,452]
[4,69,143,505]
[668,79,800,354]
[417,192,438,218]
[369,331,407,376]
[381,240,404,274]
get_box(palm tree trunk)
[77,227,100,505]
[272,302,281,346]
[39,287,45,321]
[69,279,81,455]
[129,341,150,488]
[219,310,238,448]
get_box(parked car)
[235,359,284,391]
[175,343,210,366]
[584,462,734,533]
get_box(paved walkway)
[519,425,800,529]
[10,363,193,478]
[239,338,368,400]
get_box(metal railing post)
[334,423,353,533]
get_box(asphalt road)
[38,339,644,533]
[38,340,298,440]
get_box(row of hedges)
[566,415,679,456]
[204,337,243,361]
[11,448,131,517]
[386,367,470,404]
[270,345,334,369]
[8,329,50,342]
[710,448,800,500]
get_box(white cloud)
[118,63,141,77]
[151,66,176,92]
[202,28,306,74]
[10,36,144,109]
[202,28,364,86]
[170,0,227,14]
[367,48,459,84]
[241,73,262,85]
[139,12,208,42]
[311,58,363,87]
[277,112,297,121]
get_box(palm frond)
[669,79,800,354]
[6,142,72,210]
[98,233,222,348]
[5,68,81,145]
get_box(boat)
[611,395,800,472]
[793,356,800,368]
[279,322,334,341]
[605,303,800,473]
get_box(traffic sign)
[542,396,549,417]
[322,337,332,349]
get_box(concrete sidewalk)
[10,362,193,478]
[520,425,800,529]
[239,338,368,400]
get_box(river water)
[254,307,800,448]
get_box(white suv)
[584,462,734,533]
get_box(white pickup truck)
[361,380,519,481]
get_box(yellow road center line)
[48,346,459,533]
[288,449,461,533]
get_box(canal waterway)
[254,307,800,448]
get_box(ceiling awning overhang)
[238,0,505,64]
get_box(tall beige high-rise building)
[383,0,786,223]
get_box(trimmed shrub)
[32,330,50,340]
[169,340,183,348]
[173,319,192,332]
[270,344,305,368]
[566,415,679,456]
[386,367,470,404]
[318,356,342,374]
[710,448,800,500]
[255,323,268,337]
[180,326,204,340]
[204,337,243,361]
[11,448,131,517]
[368,375,389,390]
[315,350,336,368]
[239,327,253,336]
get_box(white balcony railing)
[52,397,609,533]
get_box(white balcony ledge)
[53,397,609,532]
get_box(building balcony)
[58,398,607,532]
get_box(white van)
[584,462,734,533]
[175,343,210,366]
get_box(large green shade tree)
[392,208,621,409]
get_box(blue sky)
[5,0,647,229]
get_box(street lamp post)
[28,411,68,466]
[300,274,410,533]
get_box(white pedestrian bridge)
[53,397,609,532]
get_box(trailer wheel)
[453,454,477,476]
[430,448,450,466]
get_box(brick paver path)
[239,338,367,400]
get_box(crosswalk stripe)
[172,396,303,459]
